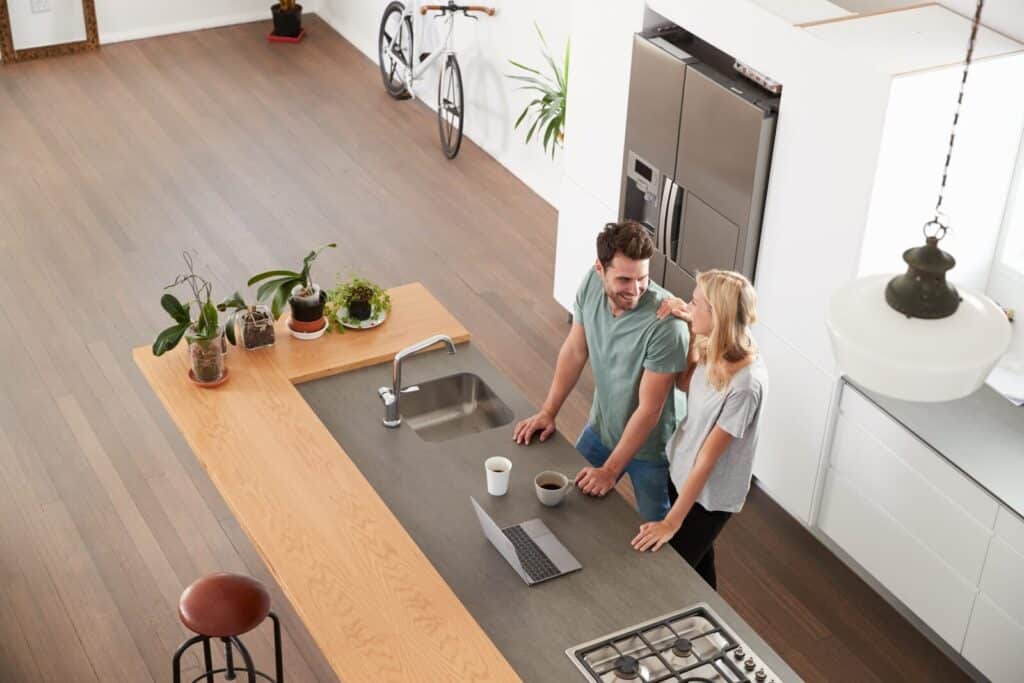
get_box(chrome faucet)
[378,334,457,427]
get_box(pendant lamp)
[826,0,1011,402]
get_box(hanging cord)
[928,0,985,238]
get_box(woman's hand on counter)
[513,410,555,444]
[631,518,681,552]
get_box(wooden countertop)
[133,283,520,682]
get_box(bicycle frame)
[385,1,457,98]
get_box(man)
[514,221,690,521]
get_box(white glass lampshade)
[827,274,1011,402]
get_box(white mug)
[485,456,512,496]
[534,470,572,506]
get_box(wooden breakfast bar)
[133,283,520,682]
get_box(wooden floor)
[0,15,967,682]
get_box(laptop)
[471,497,582,585]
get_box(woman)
[630,269,767,590]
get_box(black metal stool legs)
[268,610,284,679]
[173,634,208,683]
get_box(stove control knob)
[733,647,745,660]
[744,657,756,671]
[755,668,767,682]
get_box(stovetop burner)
[565,603,785,682]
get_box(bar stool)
[172,572,284,683]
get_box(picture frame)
[0,0,98,64]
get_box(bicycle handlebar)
[420,4,496,16]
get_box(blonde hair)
[694,270,758,391]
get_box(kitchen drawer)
[994,505,1024,556]
[962,594,1024,683]
[818,468,976,650]
[977,507,1024,627]
[838,387,998,528]
[829,412,993,585]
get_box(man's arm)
[513,322,589,444]
[575,368,675,495]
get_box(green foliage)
[247,243,336,320]
[216,291,249,346]
[506,23,568,158]
[152,252,220,356]
[324,276,392,333]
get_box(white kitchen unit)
[552,0,645,311]
[554,1,1024,524]
[962,508,1024,682]
[817,381,1024,681]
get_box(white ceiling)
[829,1,1024,43]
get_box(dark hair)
[596,221,655,269]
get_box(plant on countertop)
[217,291,276,350]
[506,23,569,159]
[153,251,226,384]
[325,276,392,332]
[247,243,336,334]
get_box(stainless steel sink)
[400,372,514,442]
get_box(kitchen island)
[134,282,798,682]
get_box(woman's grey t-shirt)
[666,355,768,513]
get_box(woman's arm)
[631,425,734,552]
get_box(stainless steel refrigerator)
[619,26,779,300]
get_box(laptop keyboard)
[502,525,561,582]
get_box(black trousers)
[667,482,732,590]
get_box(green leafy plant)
[324,276,392,332]
[506,23,569,158]
[153,252,219,356]
[247,243,337,320]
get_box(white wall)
[96,0,272,44]
[317,0,569,207]
[9,0,86,50]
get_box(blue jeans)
[575,424,670,522]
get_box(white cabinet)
[963,506,1024,682]
[962,595,1024,683]
[817,385,1001,650]
[749,323,834,523]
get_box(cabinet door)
[962,594,1024,683]
[818,469,976,650]
[664,262,695,301]
[676,193,740,276]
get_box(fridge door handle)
[657,176,673,253]
[666,183,683,263]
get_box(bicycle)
[377,1,496,159]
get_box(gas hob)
[566,603,786,682]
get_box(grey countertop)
[298,343,800,682]
[850,380,1024,520]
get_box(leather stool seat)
[178,572,271,638]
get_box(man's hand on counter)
[513,410,556,444]
[575,465,617,496]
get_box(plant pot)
[289,317,326,333]
[237,304,276,350]
[271,3,303,38]
[290,284,325,322]
[187,326,226,384]
[348,299,373,321]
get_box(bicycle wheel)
[437,53,464,159]
[378,1,412,99]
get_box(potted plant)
[325,276,392,332]
[271,0,303,39]
[218,291,275,350]
[152,252,227,386]
[506,23,569,158]
[248,243,336,339]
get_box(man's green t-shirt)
[572,268,690,462]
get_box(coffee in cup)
[534,470,571,506]
[485,456,512,496]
